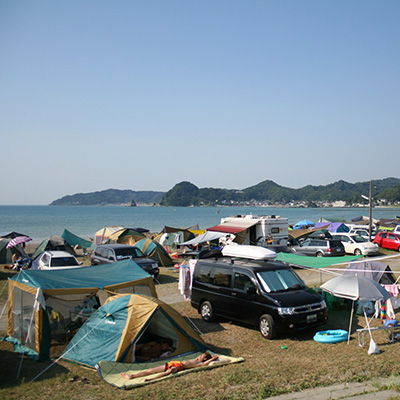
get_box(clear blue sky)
[1,1,399,205]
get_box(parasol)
[320,274,390,345]
[6,236,32,249]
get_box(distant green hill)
[159,178,400,206]
[50,189,164,205]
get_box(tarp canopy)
[7,260,157,360]
[0,231,28,238]
[161,226,196,235]
[288,225,330,240]
[343,260,396,284]
[378,219,399,229]
[351,216,379,224]
[61,229,94,251]
[11,260,156,294]
[160,230,195,247]
[275,253,362,269]
[31,235,76,259]
[181,231,228,246]
[207,219,258,234]
[61,294,207,368]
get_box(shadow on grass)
[182,315,228,335]
[0,346,70,389]
[155,274,178,284]
[0,270,18,281]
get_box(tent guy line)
[31,315,106,382]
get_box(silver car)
[292,239,345,257]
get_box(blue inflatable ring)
[313,329,348,343]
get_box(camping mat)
[96,352,244,389]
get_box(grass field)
[1,256,400,400]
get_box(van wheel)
[354,249,362,256]
[316,252,323,257]
[259,314,276,339]
[200,301,214,322]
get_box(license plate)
[307,314,317,323]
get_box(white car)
[349,229,377,240]
[331,233,379,256]
[31,250,82,270]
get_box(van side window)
[212,267,232,287]
[234,272,254,291]
[195,265,212,283]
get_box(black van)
[190,258,328,339]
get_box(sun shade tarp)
[207,219,258,234]
[181,231,227,246]
[10,259,155,293]
[288,225,329,240]
[61,229,94,251]
[96,352,244,389]
[275,253,362,269]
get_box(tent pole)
[347,301,355,345]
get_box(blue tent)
[134,238,174,267]
[293,220,315,230]
[314,222,349,233]
[61,294,207,368]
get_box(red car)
[373,232,400,251]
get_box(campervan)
[209,214,289,248]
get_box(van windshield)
[115,248,144,259]
[256,269,305,293]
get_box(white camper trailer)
[208,214,289,248]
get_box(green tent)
[6,260,157,360]
[61,229,94,252]
[275,253,362,269]
[61,294,207,368]
[134,238,174,267]
[108,228,146,246]
[0,239,13,264]
[31,235,76,259]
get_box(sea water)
[0,205,398,243]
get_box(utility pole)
[369,180,372,242]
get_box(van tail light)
[327,247,332,254]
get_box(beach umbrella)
[6,235,32,249]
[320,274,390,345]
[320,275,390,302]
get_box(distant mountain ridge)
[50,178,400,206]
[160,178,400,206]
[50,189,164,205]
